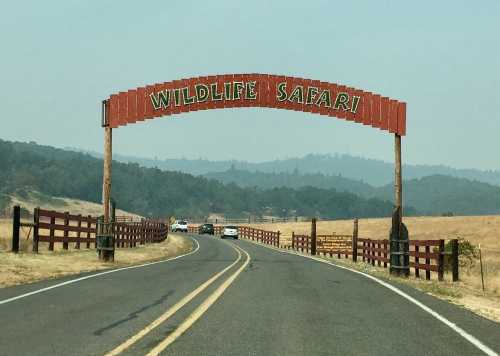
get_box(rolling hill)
[79,151,500,187]
[0,139,401,220]
[203,169,500,216]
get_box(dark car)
[198,223,214,235]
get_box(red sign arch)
[103,74,406,136]
[100,74,408,268]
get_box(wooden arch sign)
[100,74,408,267]
[102,74,406,136]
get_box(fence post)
[75,214,82,249]
[451,239,459,282]
[438,239,445,281]
[311,218,317,255]
[86,216,92,249]
[12,205,20,253]
[425,245,431,280]
[277,231,280,247]
[415,244,420,278]
[48,215,55,251]
[292,232,295,250]
[33,207,39,253]
[62,212,69,250]
[352,218,358,262]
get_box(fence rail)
[356,238,446,280]
[187,224,280,247]
[29,207,167,253]
[288,219,457,282]
[238,226,280,247]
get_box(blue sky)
[1,0,499,169]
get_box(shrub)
[440,238,478,271]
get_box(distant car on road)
[222,225,238,239]
[198,223,214,235]
[171,220,188,232]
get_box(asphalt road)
[0,234,498,356]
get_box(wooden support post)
[451,239,459,282]
[352,219,358,262]
[415,245,420,278]
[99,126,114,262]
[62,212,69,250]
[395,134,402,215]
[48,216,55,251]
[12,205,20,253]
[383,241,387,268]
[425,245,431,280]
[311,217,317,255]
[33,208,39,253]
[102,127,112,223]
[86,216,91,249]
[75,214,82,249]
[371,241,375,266]
[390,134,409,276]
[438,239,445,281]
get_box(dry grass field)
[249,215,500,322]
[0,193,195,288]
[8,192,141,220]
[0,192,142,252]
[0,234,192,288]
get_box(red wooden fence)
[33,208,167,252]
[238,226,280,247]
[291,230,453,281]
[356,238,445,280]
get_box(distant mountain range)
[204,168,500,216]
[0,139,402,219]
[2,140,499,217]
[76,150,500,187]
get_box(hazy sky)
[1,1,499,169]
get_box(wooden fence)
[356,238,447,281]
[32,208,167,252]
[292,233,352,258]
[238,226,280,247]
[290,221,457,281]
[187,225,224,235]
[187,224,280,247]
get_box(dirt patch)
[0,234,193,288]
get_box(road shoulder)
[0,233,194,288]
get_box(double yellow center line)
[105,240,251,356]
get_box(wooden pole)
[12,205,20,253]
[33,207,39,253]
[311,217,317,255]
[479,244,485,292]
[352,218,358,262]
[395,134,402,214]
[103,127,112,223]
[451,239,459,282]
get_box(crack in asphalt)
[93,290,175,336]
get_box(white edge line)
[0,235,201,306]
[240,239,499,356]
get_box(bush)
[441,238,478,271]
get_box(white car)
[171,220,188,232]
[222,225,238,239]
